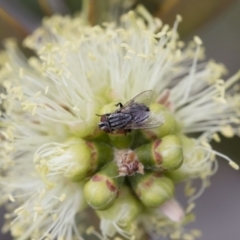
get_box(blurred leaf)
[0,0,236,45]
[134,0,165,13]
[212,135,240,165]
[153,0,235,37]
[21,0,70,16]
[82,0,137,25]
[0,8,28,46]
[47,0,70,15]
[65,0,82,13]
[37,0,54,16]
[21,0,45,17]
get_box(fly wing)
[124,112,165,129]
[123,90,155,108]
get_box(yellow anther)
[194,36,202,45]
[229,161,239,170]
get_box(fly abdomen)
[132,111,150,124]
[108,113,132,129]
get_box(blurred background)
[0,0,240,239]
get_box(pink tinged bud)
[160,198,184,222]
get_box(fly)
[97,90,164,134]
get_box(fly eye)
[100,115,107,122]
[102,126,111,133]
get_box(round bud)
[64,138,113,181]
[156,135,183,170]
[135,135,183,171]
[85,128,110,144]
[99,102,117,114]
[84,162,124,210]
[166,135,205,182]
[147,103,178,138]
[97,187,142,234]
[129,172,174,208]
[67,103,100,138]
[131,129,154,149]
[63,140,92,181]
[85,141,114,174]
[108,132,134,149]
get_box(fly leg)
[124,129,131,136]
[115,102,123,109]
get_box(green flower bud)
[131,129,155,149]
[99,102,117,114]
[67,103,100,138]
[64,138,113,181]
[167,135,205,182]
[156,135,183,170]
[166,165,190,183]
[97,187,142,234]
[63,139,92,181]
[135,135,183,171]
[108,132,133,149]
[147,103,178,138]
[84,162,124,210]
[85,128,110,144]
[85,141,114,173]
[129,172,174,208]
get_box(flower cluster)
[0,6,240,240]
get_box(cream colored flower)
[0,6,239,240]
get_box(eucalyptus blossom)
[0,6,239,240]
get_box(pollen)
[120,43,130,49]
[8,194,15,202]
[191,229,202,237]
[186,203,196,213]
[220,125,235,138]
[182,233,194,240]
[33,206,44,215]
[72,106,81,111]
[19,68,24,78]
[14,206,24,215]
[0,93,6,99]
[137,53,149,59]
[128,49,136,54]
[88,52,97,61]
[176,14,182,22]
[45,86,49,94]
[194,36,202,45]
[5,62,12,71]
[59,193,66,202]
[229,161,239,170]
[86,226,95,235]
[212,133,221,142]
[200,140,211,149]
[34,91,42,98]
[52,214,58,222]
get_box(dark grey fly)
[97,90,164,134]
